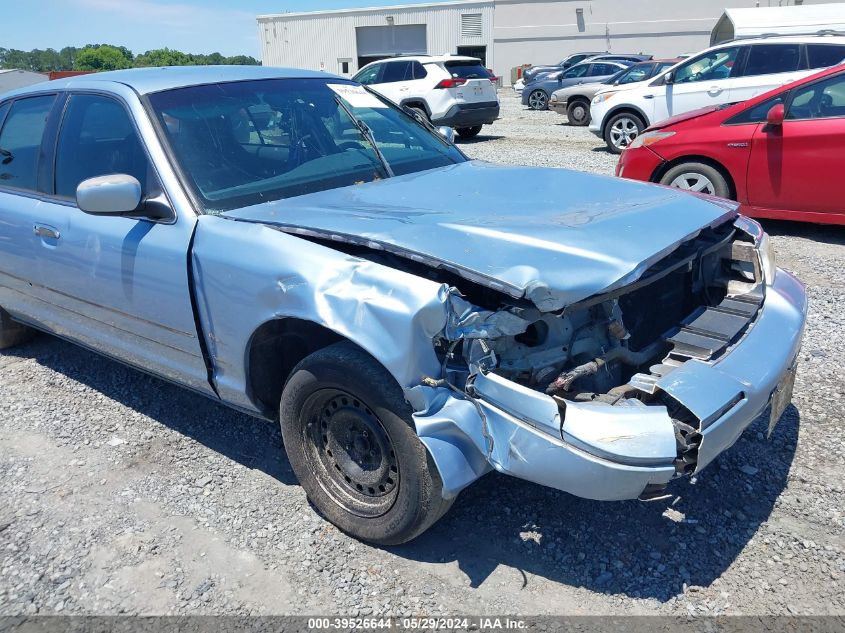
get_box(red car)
[616,63,845,225]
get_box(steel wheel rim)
[670,172,716,194]
[529,91,547,109]
[303,388,399,518]
[610,117,639,148]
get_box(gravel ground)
[1,92,843,617]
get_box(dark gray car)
[522,60,632,111]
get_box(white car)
[513,78,525,93]
[353,55,499,139]
[589,35,845,153]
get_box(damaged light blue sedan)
[0,67,806,544]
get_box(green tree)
[224,55,259,65]
[134,48,191,67]
[75,45,133,71]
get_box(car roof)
[359,55,480,68]
[2,65,336,98]
[714,34,845,46]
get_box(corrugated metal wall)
[258,1,495,76]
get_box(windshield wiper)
[333,95,394,178]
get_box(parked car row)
[617,61,845,225]
[519,35,845,225]
[589,35,845,153]
[522,59,634,111]
[548,59,683,125]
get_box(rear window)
[807,44,845,69]
[444,61,492,79]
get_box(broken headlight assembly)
[757,232,777,284]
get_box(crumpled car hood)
[223,161,736,311]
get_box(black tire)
[527,89,548,111]
[280,342,453,545]
[455,125,482,139]
[566,99,591,126]
[0,308,34,349]
[407,106,429,123]
[659,162,731,199]
[603,111,646,154]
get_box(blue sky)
[3,0,434,58]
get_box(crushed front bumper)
[413,269,807,500]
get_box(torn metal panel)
[479,400,677,501]
[408,385,492,499]
[560,399,677,466]
[222,161,739,311]
[664,269,807,473]
[471,370,560,434]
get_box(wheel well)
[651,155,737,200]
[568,95,590,105]
[401,99,430,117]
[246,318,343,414]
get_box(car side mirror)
[766,103,785,127]
[437,126,455,143]
[664,71,674,85]
[77,174,142,215]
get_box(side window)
[354,64,381,85]
[0,95,56,192]
[742,44,801,77]
[673,47,740,84]
[564,64,589,79]
[381,61,411,83]
[787,73,845,120]
[412,61,428,80]
[590,64,617,77]
[55,94,149,199]
[807,44,845,69]
[726,94,786,125]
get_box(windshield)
[606,63,654,85]
[147,78,465,212]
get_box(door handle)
[708,86,723,96]
[643,94,654,99]
[33,224,60,240]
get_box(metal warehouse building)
[257,0,825,86]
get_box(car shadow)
[4,336,297,485]
[454,134,505,145]
[758,218,845,246]
[389,405,799,601]
[5,336,799,602]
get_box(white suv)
[589,35,845,153]
[353,55,499,139]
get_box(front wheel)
[455,125,482,139]
[280,342,453,545]
[566,99,590,126]
[659,162,731,198]
[527,90,548,111]
[604,112,645,154]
